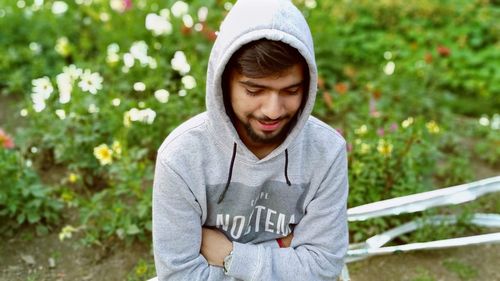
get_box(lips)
[257,120,281,131]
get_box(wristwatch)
[223,250,233,274]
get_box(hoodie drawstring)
[217,143,292,204]
[285,149,291,186]
[218,142,238,204]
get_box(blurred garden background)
[0,0,498,280]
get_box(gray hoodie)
[152,0,349,280]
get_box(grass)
[443,258,478,281]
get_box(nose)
[261,92,284,120]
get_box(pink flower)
[390,123,398,132]
[0,128,15,149]
[123,0,132,10]
[377,128,385,137]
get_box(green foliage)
[127,258,157,281]
[0,0,497,246]
[0,148,63,235]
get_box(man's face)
[229,64,305,148]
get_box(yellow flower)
[68,173,78,183]
[55,37,71,57]
[402,117,414,128]
[377,139,393,157]
[355,125,368,135]
[93,144,113,165]
[112,140,122,156]
[426,120,440,134]
[135,264,148,276]
[58,225,77,241]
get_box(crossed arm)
[200,227,294,267]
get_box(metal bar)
[346,232,500,262]
[347,176,500,221]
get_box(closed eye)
[245,88,263,96]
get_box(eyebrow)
[238,80,303,90]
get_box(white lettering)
[276,213,286,235]
[254,205,265,232]
[265,209,277,232]
[231,216,245,239]
[216,214,230,231]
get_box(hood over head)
[206,0,317,162]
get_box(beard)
[243,114,296,145]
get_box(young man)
[152,0,348,280]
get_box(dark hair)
[222,39,310,119]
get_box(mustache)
[251,115,290,122]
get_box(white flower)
[20,109,29,117]
[148,57,158,69]
[31,93,46,112]
[198,6,208,22]
[133,82,146,92]
[384,61,395,75]
[123,53,135,68]
[194,23,203,32]
[181,75,196,90]
[55,37,71,57]
[145,13,173,36]
[32,77,54,99]
[107,52,120,65]
[88,103,99,114]
[52,1,68,15]
[78,69,103,94]
[171,51,190,75]
[107,43,120,54]
[100,12,110,22]
[130,41,149,65]
[56,72,72,104]
[112,98,121,107]
[402,117,414,128]
[63,64,83,81]
[55,109,66,120]
[182,14,194,28]
[29,42,42,54]
[171,1,188,18]
[160,9,170,20]
[141,108,156,124]
[479,116,489,127]
[304,0,317,9]
[127,108,156,124]
[178,89,187,97]
[110,0,126,12]
[154,89,170,103]
[491,114,499,130]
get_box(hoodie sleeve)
[226,146,349,281]
[153,156,281,281]
[153,158,227,281]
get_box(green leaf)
[27,212,40,224]
[126,224,140,235]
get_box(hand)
[280,232,294,248]
[200,227,233,267]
